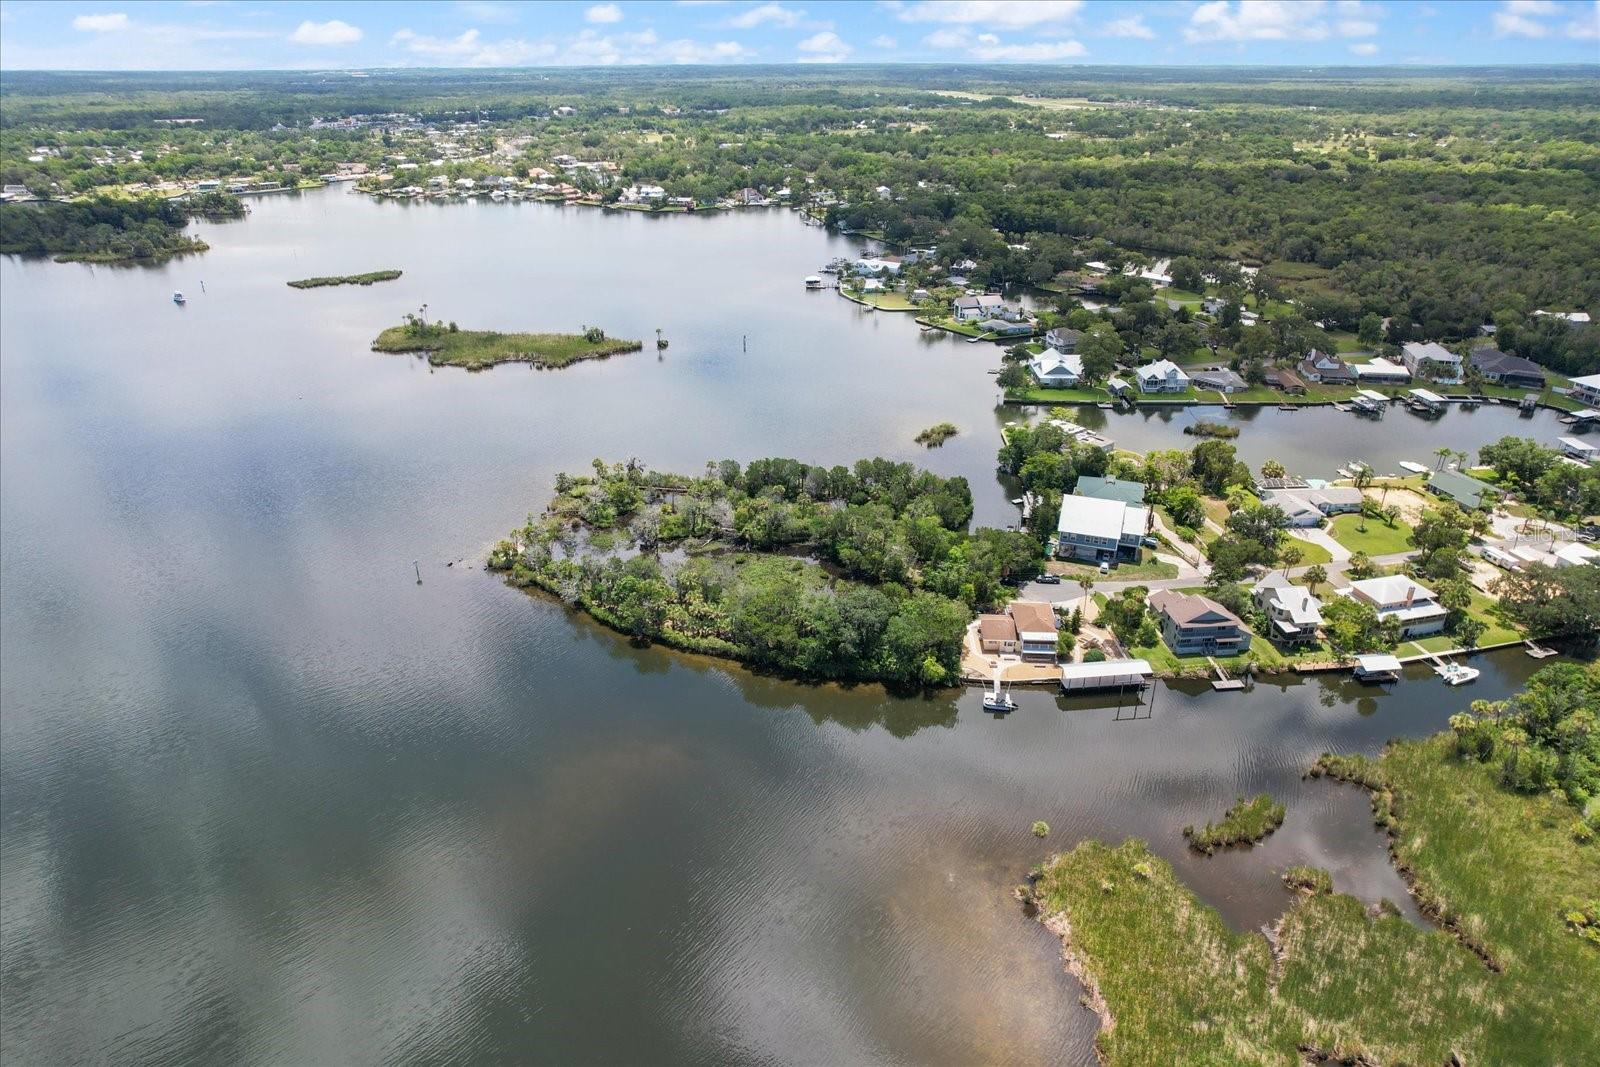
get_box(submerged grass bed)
[1183,793,1285,853]
[1026,734,1599,1065]
[288,269,402,288]
[372,321,641,370]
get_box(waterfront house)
[1468,346,1546,389]
[1401,342,1464,384]
[1263,367,1306,394]
[1559,436,1599,465]
[977,613,1019,654]
[1029,351,1083,388]
[194,179,221,192]
[1426,468,1502,510]
[1075,476,1146,504]
[1571,374,1600,407]
[1055,494,1150,562]
[1044,328,1083,354]
[1191,367,1248,393]
[1147,591,1252,656]
[1355,358,1412,384]
[1007,601,1059,663]
[953,294,1004,322]
[1259,490,1325,527]
[1135,360,1191,394]
[1297,350,1356,385]
[1252,574,1323,646]
[1106,377,1133,399]
[1342,576,1447,638]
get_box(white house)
[1135,360,1190,394]
[1259,490,1325,527]
[1252,573,1323,645]
[874,184,892,200]
[1571,374,1600,407]
[1342,576,1448,638]
[1533,310,1591,325]
[1355,358,1412,383]
[953,293,1003,321]
[1029,351,1083,388]
[1401,342,1463,384]
[1055,494,1150,562]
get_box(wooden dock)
[1524,639,1559,659]
[1208,657,1246,691]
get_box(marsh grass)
[1183,793,1285,853]
[373,323,641,370]
[288,269,401,288]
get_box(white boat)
[172,291,186,305]
[1434,662,1480,686]
[982,670,1018,713]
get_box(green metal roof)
[1426,468,1501,509]
[1075,476,1147,504]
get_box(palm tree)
[1304,563,1328,593]
[1279,542,1304,576]
[1382,504,1402,528]
[1078,574,1095,617]
[1353,465,1374,491]
[1454,450,1471,472]
[1433,446,1452,470]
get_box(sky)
[0,0,1596,71]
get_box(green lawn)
[850,290,918,311]
[1155,286,1206,306]
[1007,386,1113,404]
[1026,733,1600,1065]
[1327,513,1414,556]
[1049,557,1178,582]
[1282,535,1333,565]
[1404,592,1524,652]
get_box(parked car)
[1141,536,1159,548]
[1036,574,1061,585]
[1098,560,1111,575]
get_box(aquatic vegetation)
[288,269,401,288]
[1182,793,1285,853]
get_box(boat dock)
[1207,657,1246,691]
[1524,639,1559,659]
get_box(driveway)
[1287,526,1349,563]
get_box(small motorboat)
[982,669,1018,713]
[172,291,186,305]
[1435,662,1480,686]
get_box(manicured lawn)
[1281,535,1332,565]
[1049,557,1178,582]
[1328,513,1414,556]
[1156,286,1206,306]
[918,315,985,338]
[1327,330,1373,355]
[850,290,918,311]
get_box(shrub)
[1032,820,1050,838]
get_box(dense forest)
[2,66,1596,369]
[487,457,1041,688]
[0,195,229,262]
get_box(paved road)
[1015,549,1419,601]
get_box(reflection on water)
[0,187,1569,1064]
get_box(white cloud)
[921,27,970,47]
[871,34,898,47]
[1568,0,1600,38]
[289,19,363,45]
[392,28,550,64]
[797,30,852,61]
[72,12,130,32]
[586,3,624,23]
[1184,1,1384,43]
[892,1,1084,27]
[1102,14,1155,39]
[968,35,1086,59]
[1349,40,1378,54]
[728,2,804,27]
[1492,0,1560,36]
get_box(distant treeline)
[0,196,206,262]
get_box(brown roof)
[1006,600,1057,635]
[1148,590,1242,627]
[978,614,1018,642]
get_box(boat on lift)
[982,669,1018,713]
[1434,661,1480,686]
[172,291,186,305]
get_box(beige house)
[977,614,1018,654]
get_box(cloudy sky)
[1,1,1596,70]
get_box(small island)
[914,422,960,448]
[1183,793,1286,853]
[372,311,641,371]
[487,457,1041,689]
[289,270,402,289]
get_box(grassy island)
[372,313,640,371]
[487,457,1043,689]
[1025,663,1600,1066]
[1182,793,1285,854]
[289,270,401,289]
[914,422,959,447]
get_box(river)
[0,187,1574,1065]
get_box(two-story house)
[952,294,1003,322]
[1342,576,1447,638]
[1135,360,1191,394]
[1401,341,1464,384]
[1007,601,1059,663]
[1251,574,1322,646]
[1147,591,1252,656]
[1029,351,1083,388]
[1055,495,1150,563]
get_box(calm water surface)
[0,189,1565,1065]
